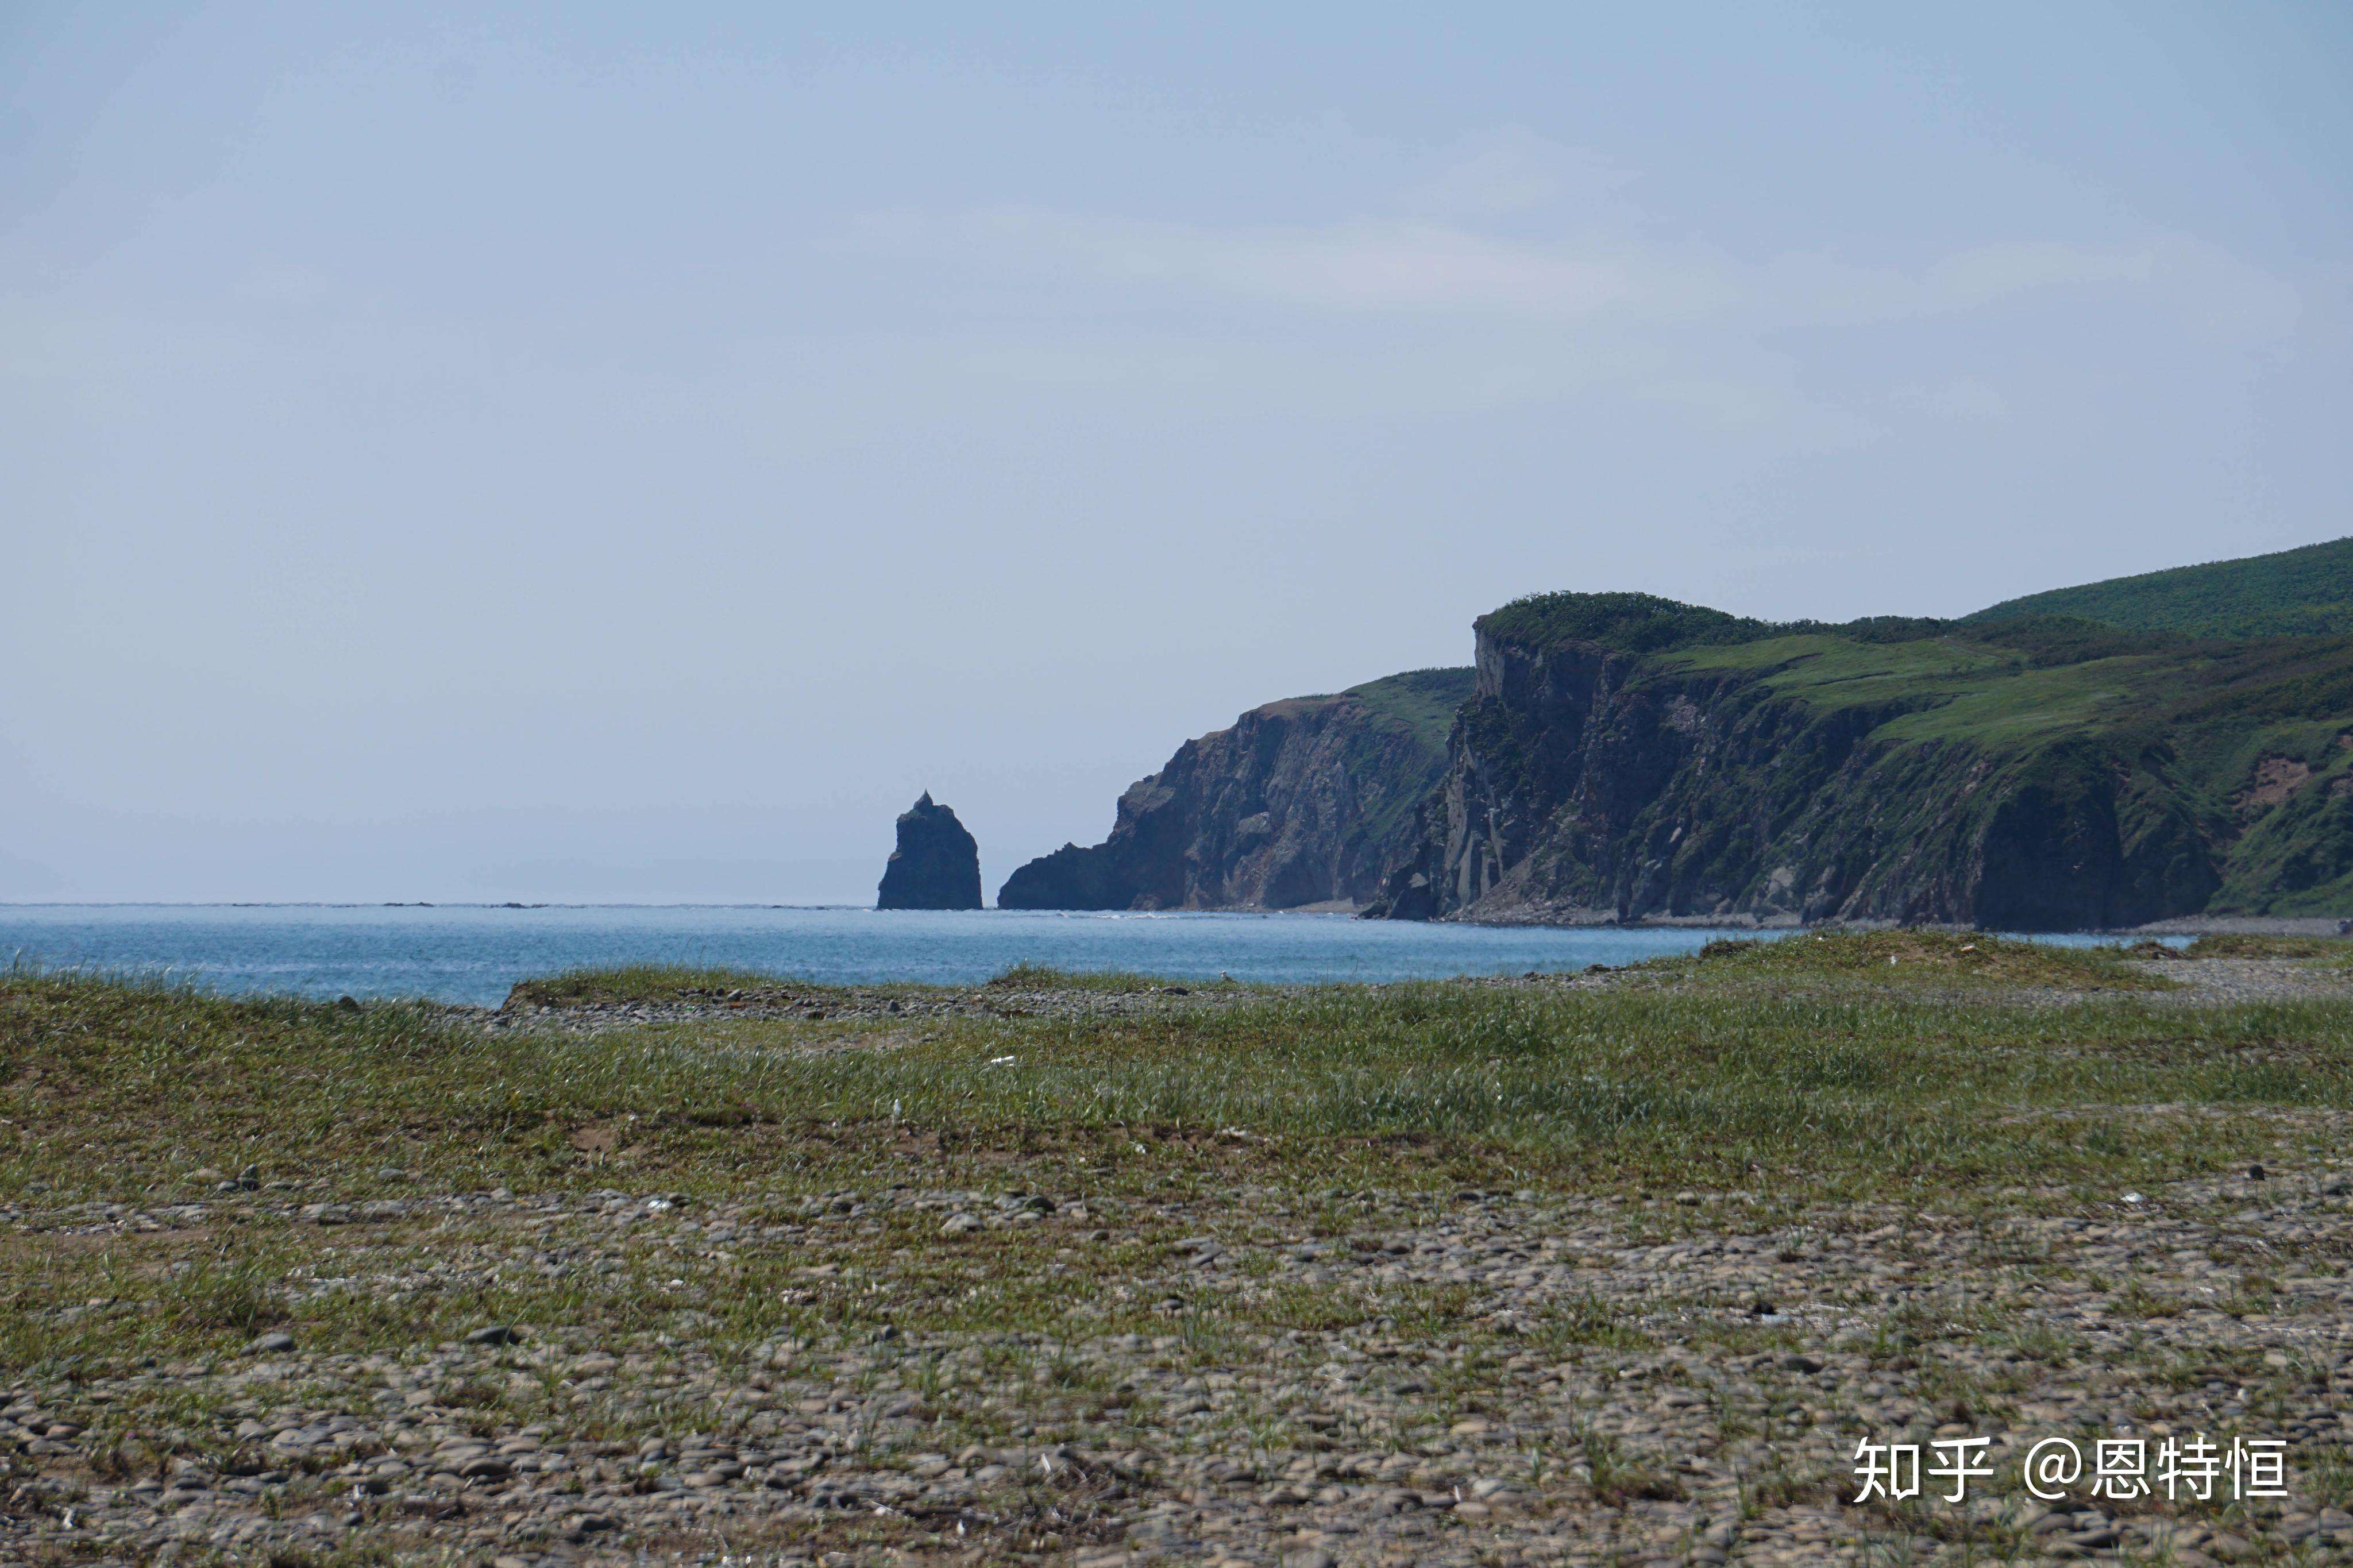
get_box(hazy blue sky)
[6,3,2350,902]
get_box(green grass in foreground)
[511,933,2160,1010]
[2183,932,2353,960]
[503,962,807,1007]
[5,955,2344,1218]
[4,960,2351,1378]
[506,961,1211,1007]
[986,963,1216,992]
[1652,928,2175,990]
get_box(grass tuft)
[1659,929,2174,990]
[2182,933,2353,960]
[987,964,1200,992]
[503,964,805,1007]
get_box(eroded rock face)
[876,794,982,911]
[1370,604,2226,929]
[997,670,1472,912]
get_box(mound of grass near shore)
[1654,928,2175,989]
[503,963,827,1008]
[6,957,2335,1225]
[509,960,1224,1008]
[2183,932,2353,960]
[986,963,1210,991]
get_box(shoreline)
[10,898,2348,939]
[1419,909,2353,937]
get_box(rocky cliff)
[998,669,1473,912]
[1369,593,2353,927]
[876,793,983,910]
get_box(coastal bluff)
[1005,538,2353,929]
[996,669,1471,912]
[1370,590,2353,926]
[875,793,983,910]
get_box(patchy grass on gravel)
[986,963,1209,992]
[6,958,2353,1565]
[5,960,2340,1225]
[504,961,1213,1009]
[1653,928,2175,990]
[503,964,848,1007]
[2183,932,2353,960]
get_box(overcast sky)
[5,2,2350,902]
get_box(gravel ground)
[2127,918,2353,939]
[9,953,2352,1565]
[472,983,1270,1036]
[463,956,2353,1039]
[466,970,1644,1037]
[6,1153,2352,1564]
[2127,957,2353,1005]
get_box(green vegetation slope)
[998,667,1475,911]
[1967,536,2353,638]
[1374,591,2353,924]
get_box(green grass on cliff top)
[1660,634,2176,745]
[1476,587,2353,751]
[1488,538,2353,655]
[1476,590,1772,654]
[1340,666,1475,752]
[1657,623,2353,762]
[1968,534,2353,639]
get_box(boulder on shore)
[877,793,983,910]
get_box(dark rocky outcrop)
[876,793,982,911]
[997,669,1473,912]
[1370,593,2353,927]
[1000,552,2353,929]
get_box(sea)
[0,906,2176,1009]
[0,903,1849,1006]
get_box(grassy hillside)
[1341,665,1475,751]
[1235,667,1475,859]
[1449,588,2353,919]
[1676,623,2353,915]
[1967,535,2353,638]
[1332,667,1476,855]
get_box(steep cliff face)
[998,669,1473,912]
[1371,594,2353,927]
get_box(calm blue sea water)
[0,906,2171,1007]
[0,905,1812,1005]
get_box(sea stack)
[875,793,983,910]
